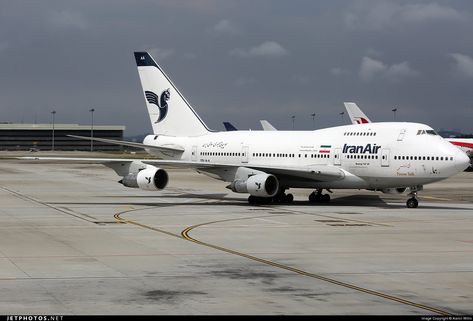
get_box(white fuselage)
[143,122,469,190]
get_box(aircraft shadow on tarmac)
[49,193,473,210]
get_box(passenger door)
[241,146,249,163]
[381,149,390,167]
[333,148,342,166]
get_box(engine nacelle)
[380,187,407,194]
[120,166,168,191]
[229,174,279,197]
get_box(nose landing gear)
[406,194,419,208]
[406,186,422,208]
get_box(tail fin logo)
[145,89,170,123]
[354,117,369,124]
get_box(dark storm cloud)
[0,0,472,135]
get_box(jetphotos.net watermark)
[6,316,63,321]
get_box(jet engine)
[380,187,407,194]
[120,166,168,191]
[229,174,279,197]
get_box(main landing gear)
[247,189,294,205]
[308,189,331,204]
[273,189,294,204]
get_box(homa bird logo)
[145,89,170,123]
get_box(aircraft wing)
[67,135,185,153]
[141,160,344,182]
[245,164,344,181]
[18,157,345,182]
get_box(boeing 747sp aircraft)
[25,52,470,208]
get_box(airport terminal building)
[0,123,125,151]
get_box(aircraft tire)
[406,198,418,208]
[322,194,331,203]
[309,192,317,203]
[285,193,294,203]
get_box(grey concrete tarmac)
[0,158,472,315]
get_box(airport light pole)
[51,110,56,151]
[89,108,95,152]
[340,111,345,123]
[311,113,316,129]
[291,115,295,129]
[392,108,397,121]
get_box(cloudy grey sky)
[1,0,472,135]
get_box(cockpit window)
[417,129,438,136]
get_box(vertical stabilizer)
[260,120,278,131]
[223,122,238,131]
[134,52,210,136]
[344,102,372,124]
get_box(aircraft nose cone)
[455,151,471,172]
